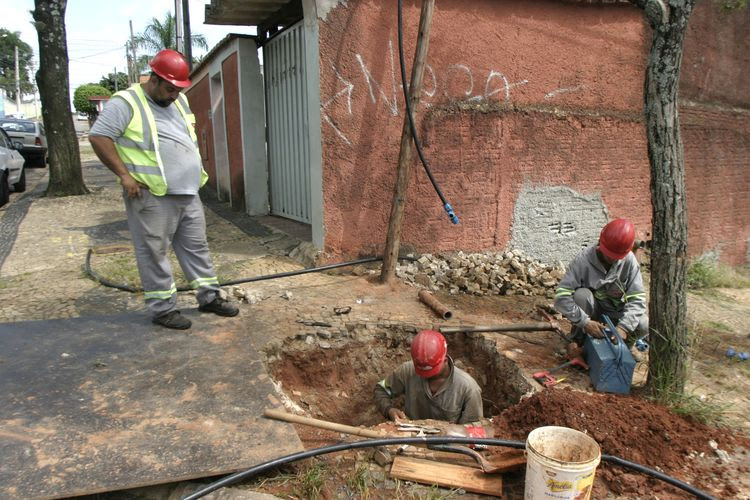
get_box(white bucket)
[524,426,601,500]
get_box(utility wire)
[397,0,458,225]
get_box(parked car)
[0,118,47,167]
[0,128,26,207]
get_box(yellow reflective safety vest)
[112,84,208,196]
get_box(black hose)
[85,249,416,293]
[85,248,140,293]
[181,436,715,500]
[397,0,459,225]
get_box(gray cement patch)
[315,0,347,20]
[510,186,608,265]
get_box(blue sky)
[5,0,255,105]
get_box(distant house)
[189,0,750,265]
[87,95,110,114]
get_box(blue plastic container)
[584,316,636,394]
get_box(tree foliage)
[134,11,208,55]
[0,29,35,100]
[99,71,128,93]
[73,84,112,115]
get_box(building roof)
[204,0,300,27]
[189,33,259,79]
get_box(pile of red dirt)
[490,388,750,498]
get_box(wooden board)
[0,312,303,498]
[390,456,503,496]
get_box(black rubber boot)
[152,310,192,330]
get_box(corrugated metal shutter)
[264,21,311,224]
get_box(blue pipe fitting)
[444,203,459,225]
[635,338,649,352]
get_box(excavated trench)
[266,324,533,426]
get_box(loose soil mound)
[491,388,750,498]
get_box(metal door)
[264,21,311,223]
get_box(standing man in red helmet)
[554,218,648,354]
[89,49,238,330]
[374,330,483,424]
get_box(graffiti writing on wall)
[322,39,582,146]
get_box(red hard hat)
[148,49,191,88]
[598,218,636,260]
[411,330,447,378]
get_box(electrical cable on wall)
[397,0,459,225]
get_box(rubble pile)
[396,250,566,297]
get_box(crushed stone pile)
[395,250,566,297]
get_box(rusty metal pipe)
[440,323,556,334]
[418,290,452,320]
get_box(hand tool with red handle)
[532,357,589,387]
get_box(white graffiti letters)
[322,38,538,145]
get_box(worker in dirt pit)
[554,218,648,358]
[89,49,238,330]
[374,330,484,424]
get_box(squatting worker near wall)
[374,330,483,424]
[88,49,238,330]
[554,218,648,354]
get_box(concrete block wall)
[315,0,749,264]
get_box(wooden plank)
[390,456,503,496]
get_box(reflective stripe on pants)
[123,188,220,317]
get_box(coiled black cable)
[85,249,416,293]
[182,436,714,500]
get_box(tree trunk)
[638,0,696,399]
[33,0,88,197]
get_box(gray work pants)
[124,189,220,318]
[571,288,649,345]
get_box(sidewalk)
[0,156,496,335]
[0,160,312,324]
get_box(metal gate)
[264,22,311,223]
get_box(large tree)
[0,29,35,101]
[627,0,696,399]
[33,0,88,197]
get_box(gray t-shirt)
[89,91,202,195]
[374,357,484,424]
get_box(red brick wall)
[316,0,750,263]
[222,52,246,212]
[682,107,750,264]
[681,2,750,108]
[186,75,215,188]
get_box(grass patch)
[346,462,372,499]
[703,321,734,333]
[686,259,750,289]
[655,391,731,426]
[295,461,327,499]
[90,251,193,289]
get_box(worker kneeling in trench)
[374,330,484,424]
